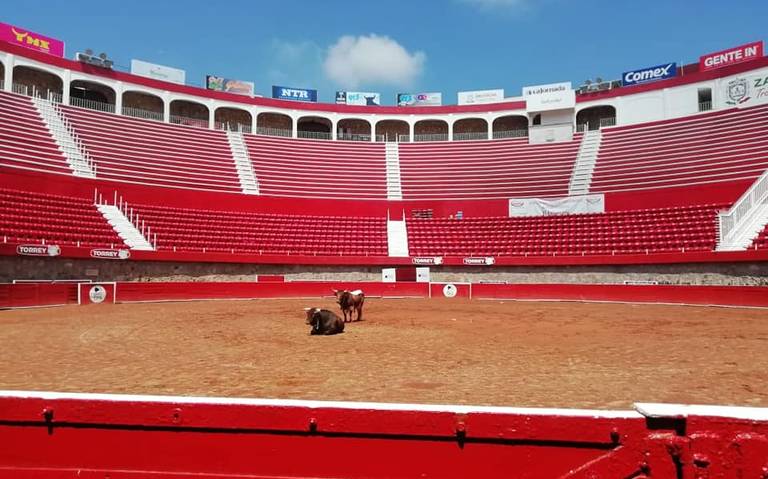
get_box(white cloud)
[323,34,426,89]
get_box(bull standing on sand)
[304,307,345,335]
[332,289,364,322]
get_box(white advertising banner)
[457,89,504,105]
[131,59,186,85]
[509,194,605,217]
[523,81,575,111]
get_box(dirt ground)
[0,298,767,409]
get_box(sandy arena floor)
[0,298,766,409]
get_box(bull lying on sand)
[304,307,345,335]
[332,289,364,322]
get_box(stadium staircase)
[226,130,259,195]
[95,193,155,251]
[385,142,403,200]
[569,129,601,195]
[717,168,768,251]
[387,212,409,257]
[30,96,96,178]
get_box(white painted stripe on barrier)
[636,403,768,421]
[0,390,641,418]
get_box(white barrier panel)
[509,194,605,217]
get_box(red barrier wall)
[114,281,430,303]
[0,391,766,478]
[4,281,768,309]
[472,283,768,307]
[0,283,77,308]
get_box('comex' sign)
[272,85,318,102]
[622,62,677,86]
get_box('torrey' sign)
[0,22,64,57]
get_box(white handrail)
[718,168,768,244]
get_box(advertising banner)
[622,62,677,86]
[336,91,381,106]
[523,81,575,111]
[206,75,255,96]
[397,92,442,106]
[131,59,186,85]
[509,194,604,217]
[16,244,60,257]
[0,22,64,57]
[700,41,764,72]
[457,89,504,105]
[272,85,318,102]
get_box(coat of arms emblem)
[726,78,749,105]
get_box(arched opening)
[256,112,292,137]
[169,99,209,128]
[492,115,529,139]
[375,120,409,142]
[453,118,489,141]
[11,65,63,100]
[576,105,616,131]
[414,120,449,142]
[70,79,116,112]
[297,116,332,140]
[337,118,372,141]
[215,107,252,133]
[0,62,4,89]
[122,91,164,121]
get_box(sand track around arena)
[1,298,767,409]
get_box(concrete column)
[62,68,71,105]
[208,100,215,129]
[291,113,298,138]
[163,93,171,123]
[114,81,123,115]
[447,120,454,142]
[3,54,13,92]
[331,117,337,141]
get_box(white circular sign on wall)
[442,283,458,298]
[89,285,107,304]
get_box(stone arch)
[70,79,116,112]
[12,65,63,100]
[215,107,253,132]
[169,99,209,128]
[576,105,616,131]
[297,116,332,140]
[256,112,293,137]
[414,119,449,142]
[337,118,372,141]
[375,120,410,142]
[122,90,164,121]
[492,115,529,139]
[453,118,489,141]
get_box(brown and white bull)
[332,289,365,322]
[304,307,345,335]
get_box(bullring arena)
[3,297,768,409]
[1,17,768,477]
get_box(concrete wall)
[2,257,766,286]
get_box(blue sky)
[4,0,767,104]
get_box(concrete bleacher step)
[387,219,409,257]
[31,96,96,178]
[97,204,155,251]
[226,131,259,195]
[385,142,403,200]
[569,129,602,195]
[718,203,768,251]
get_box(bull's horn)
[303,307,311,311]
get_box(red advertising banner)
[0,22,64,57]
[699,41,763,72]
